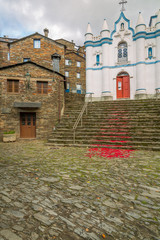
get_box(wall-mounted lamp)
[25,72,31,89]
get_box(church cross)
[119,0,127,12]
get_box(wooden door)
[117,77,123,98]
[117,75,130,99]
[123,76,130,98]
[20,113,36,138]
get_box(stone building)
[0,61,65,140]
[0,31,65,73]
[56,39,86,94]
[0,30,66,141]
[85,4,160,101]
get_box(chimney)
[44,28,49,38]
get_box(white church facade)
[85,4,160,101]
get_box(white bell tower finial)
[119,0,127,12]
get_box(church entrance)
[116,72,130,99]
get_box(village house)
[56,39,86,95]
[0,30,66,141]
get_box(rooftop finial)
[119,0,127,12]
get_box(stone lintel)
[14,102,41,108]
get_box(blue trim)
[155,87,160,90]
[77,90,81,94]
[86,60,160,71]
[149,15,158,27]
[84,37,112,47]
[133,30,160,41]
[111,12,135,39]
[102,91,111,93]
[101,29,110,33]
[65,89,70,93]
[86,92,94,94]
[136,88,146,91]
[85,33,93,36]
[156,22,160,26]
[136,24,146,28]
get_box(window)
[96,54,100,65]
[65,71,69,77]
[8,52,10,61]
[7,80,19,93]
[118,42,128,63]
[121,23,124,30]
[51,53,61,72]
[148,47,153,60]
[34,39,41,48]
[37,81,48,94]
[52,58,60,72]
[65,59,72,66]
[65,83,70,93]
[77,73,80,79]
[23,58,30,62]
[76,84,81,94]
[77,61,81,67]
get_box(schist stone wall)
[65,51,86,94]
[0,33,65,75]
[0,62,65,140]
[65,92,85,105]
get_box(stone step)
[48,99,160,151]
[49,135,160,142]
[46,142,160,151]
[48,138,160,146]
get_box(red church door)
[117,74,130,99]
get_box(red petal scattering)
[86,145,134,159]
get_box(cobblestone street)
[0,141,160,240]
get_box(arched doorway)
[116,72,130,99]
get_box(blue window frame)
[34,39,41,48]
[148,47,153,60]
[96,54,100,65]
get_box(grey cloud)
[0,0,159,45]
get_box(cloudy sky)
[0,0,159,46]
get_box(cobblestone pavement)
[0,141,160,240]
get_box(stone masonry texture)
[0,141,160,240]
[0,62,65,141]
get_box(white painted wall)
[85,11,160,101]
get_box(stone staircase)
[48,99,160,150]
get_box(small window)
[77,61,81,67]
[76,84,81,94]
[37,81,48,94]
[121,23,124,30]
[65,83,70,93]
[77,73,80,79]
[8,52,10,61]
[52,58,60,72]
[96,55,100,65]
[23,58,30,62]
[34,39,41,48]
[148,47,153,60]
[65,71,69,77]
[7,80,19,93]
[65,59,71,66]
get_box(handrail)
[73,93,93,144]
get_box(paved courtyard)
[0,141,160,240]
